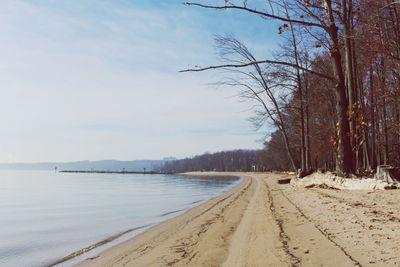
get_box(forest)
[160,150,267,173]
[182,0,400,177]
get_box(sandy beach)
[77,172,400,267]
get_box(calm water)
[0,170,240,267]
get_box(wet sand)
[76,172,400,267]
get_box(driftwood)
[297,168,313,178]
[278,178,292,184]
[374,165,400,183]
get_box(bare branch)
[184,2,325,29]
[180,60,334,81]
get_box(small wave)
[159,209,185,217]
[47,223,154,267]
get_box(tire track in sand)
[222,175,292,267]
[264,175,361,267]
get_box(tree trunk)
[383,96,389,165]
[343,0,356,164]
[325,0,353,176]
[304,68,311,172]
[370,67,377,169]
[278,122,298,172]
[289,21,307,174]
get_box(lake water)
[0,170,240,267]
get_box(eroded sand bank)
[76,172,400,267]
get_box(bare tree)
[211,36,299,171]
[181,0,400,178]
[182,0,354,176]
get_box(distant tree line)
[159,150,268,173]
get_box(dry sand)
[76,172,400,267]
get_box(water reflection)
[0,170,239,267]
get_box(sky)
[0,0,280,162]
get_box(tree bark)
[288,20,307,174]
[325,0,354,176]
[370,67,377,169]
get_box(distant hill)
[0,160,165,172]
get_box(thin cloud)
[0,0,277,162]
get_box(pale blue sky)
[0,0,279,162]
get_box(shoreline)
[59,170,172,175]
[73,172,400,267]
[74,172,250,266]
[49,223,154,267]
[51,173,244,267]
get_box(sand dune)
[77,173,400,267]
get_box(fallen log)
[277,178,291,184]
